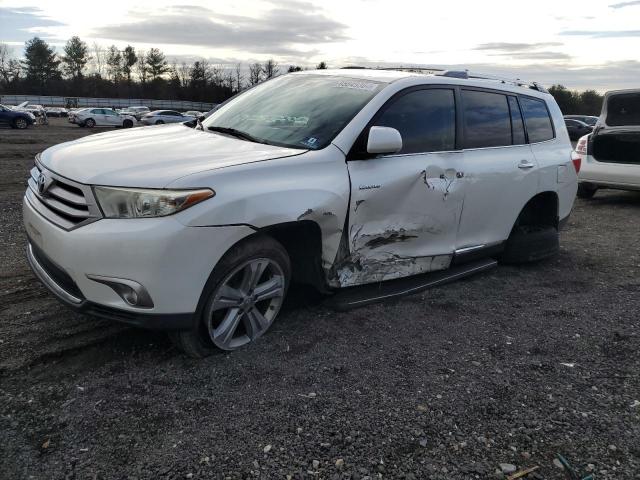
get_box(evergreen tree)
[146,48,169,80]
[62,36,89,79]
[316,61,328,70]
[121,45,137,84]
[106,45,122,82]
[22,37,61,89]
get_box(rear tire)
[85,118,96,128]
[577,184,597,199]
[170,235,291,358]
[155,120,164,125]
[501,225,559,264]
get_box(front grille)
[27,160,102,230]
[30,241,84,300]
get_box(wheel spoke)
[253,276,284,303]
[211,284,244,311]
[240,260,269,292]
[212,308,243,345]
[243,307,270,340]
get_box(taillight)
[571,151,581,174]
[575,136,588,155]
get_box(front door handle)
[518,160,535,170]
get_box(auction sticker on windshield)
[335,80,379,91]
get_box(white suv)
[575,89,640,198]
[23,69,577,356]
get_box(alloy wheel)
[206,258,285,350]
[15,118,27,129]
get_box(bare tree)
[234,63,244,92]
[135,50,147,83]
[248,62,262,85]
[178,61,190,88]
[263,59,279,79]
[210,63,223,87]
[91,42,105,76]
[0,43,13,84]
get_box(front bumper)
[23,194,254,329]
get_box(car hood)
[40,124,305,187]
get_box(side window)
[508,96,526,145]
[91,109,102,114]
[375,88,456,154]
[462,90,511,148]
[520,97,554,143]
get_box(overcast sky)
[1,0,639,91]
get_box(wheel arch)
[511,191,560,233]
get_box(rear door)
[455,90,539,249]
[344,87,466,286]
[90,109,107,126]
[103,109,121,126]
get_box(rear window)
[606,93,640,126]
[520,97,554,143]
[462,90,512,148]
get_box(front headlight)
[94,187,214,218]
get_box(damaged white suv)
[24,69,577,356]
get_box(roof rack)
[438,70,549,93]
[338,66,548,93]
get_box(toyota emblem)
[37,173,47,194]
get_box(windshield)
[203,74,386,150]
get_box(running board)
[326,258,497,311]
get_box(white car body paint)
[575,89,640,192]
[24,69,576,317]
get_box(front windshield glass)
[203,74,386,150]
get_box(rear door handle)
[518,160,535,170]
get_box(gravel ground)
[1,118,639,480]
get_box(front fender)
[168,145,350,271]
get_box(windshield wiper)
[207,126,266,144]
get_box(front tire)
[170,235,291,357]
[123,119,133,128]
[14,118,28,129]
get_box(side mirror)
[198,115,206,122]
[367,126,402,155]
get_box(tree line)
[0,36,605,114]
[547,85,603,116]
[0,36,328,103]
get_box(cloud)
[475,42,562,52]
[609,0,640,8]
[92,2,348,56]
[560,30,640,38]
[0,7,66,43]
[489,51,572,61]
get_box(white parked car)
[121,106,150,120]
[184,110,203,118]
[140,110,195,125]
[574,88,640,198]
[23,69,577,356]
[69,108,136,128]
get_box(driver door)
[342,87,466,287]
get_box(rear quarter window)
[520,97,554,143]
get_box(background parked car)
[574,88,640,198]
[140,110,195,125]
[120,106,150,121]
[184,110,203,118]
[45,107,68,117]
[564,114,599,126]
[0,103,35,129]
[564,119,593,141]
[70,108,137,128]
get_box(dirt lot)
[1,118,639,480]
